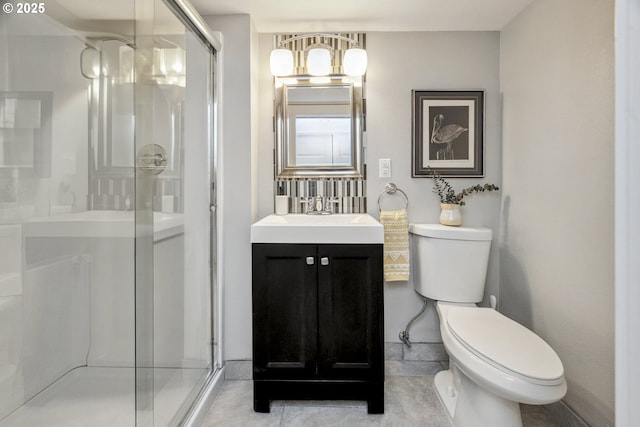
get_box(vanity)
[250,214,385,413]
[255,32,381,412]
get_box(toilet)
[409,224,566,427]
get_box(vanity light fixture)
[269,33,367,77]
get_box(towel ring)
[377,183,409,211]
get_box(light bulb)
[343,48,367,77]
[307,48,331,76]
[270,48,294,76]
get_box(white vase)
[440,203,462,226]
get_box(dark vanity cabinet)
[252,243,384,414]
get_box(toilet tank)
[409,224,492,303]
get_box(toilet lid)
[447,307,564,383]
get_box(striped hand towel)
[380,209,410,282]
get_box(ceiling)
[189,0,535,33]
[49,0,535,34]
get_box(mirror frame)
[274,78,364,178]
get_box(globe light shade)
[343,48,367,76]
[270,48,294,76]
[307,48,331,76]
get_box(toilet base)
[434,368,523,427]
[434,369,457,417]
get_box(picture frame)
[412,90,484,177]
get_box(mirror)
[274,79,364,177]
[88,40,184,177]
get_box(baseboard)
[223,344,445,380]
[546,400,590,427]
[224,360,252,380]
[385,341,448,362]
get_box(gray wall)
[615,0,640,427]
[615,1,640,425]
[203,14,258,361]
[365,31,502,343]
[257,34,276,219]
[500,1,615,425]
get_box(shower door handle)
[136,144,167,175]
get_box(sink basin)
[251,214,384,244]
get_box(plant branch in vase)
[429,168,499,226]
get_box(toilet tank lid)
[409,224,492,241]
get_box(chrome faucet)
[301,196,340,215]
[313,196,323,212]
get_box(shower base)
[0,366,208,427]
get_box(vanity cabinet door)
[252,244,318,380]
[316,244,384,381]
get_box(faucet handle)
[300,197,314,214]
[324,197,341,213]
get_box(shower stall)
[0,0,221,425]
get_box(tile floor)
[201,362,564,427]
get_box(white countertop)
[251,213,384,244]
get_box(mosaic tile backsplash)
[274,178,367,214]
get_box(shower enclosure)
[0,0,221,425]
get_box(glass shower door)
[0,1,217,425]
[133,0,217,425]
[0,2,138,426]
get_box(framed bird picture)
[412,90,484,177]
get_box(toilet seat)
[446,306,564,386]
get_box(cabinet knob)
[306,257,315,265]
[320,257,329,266]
